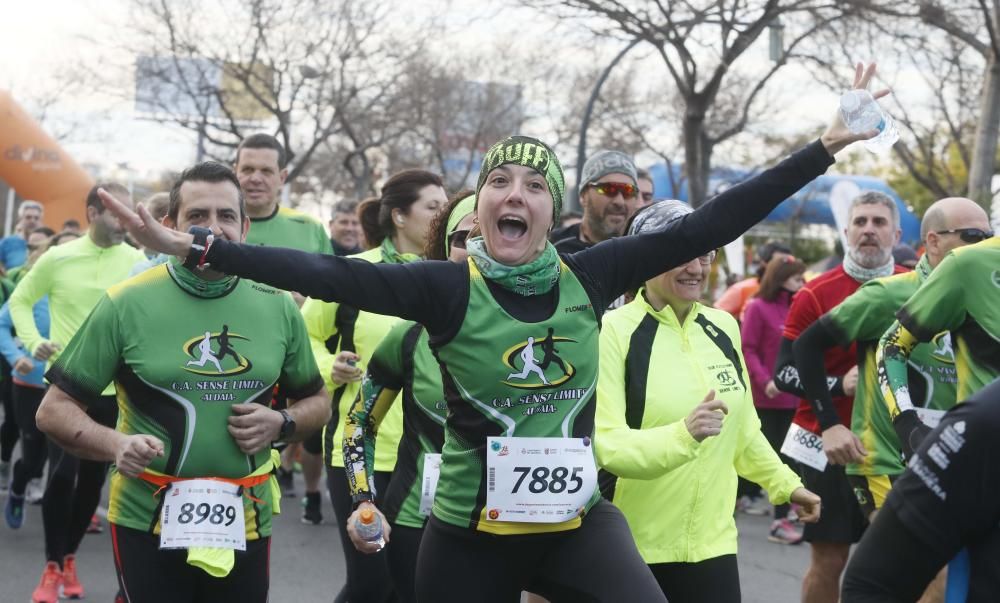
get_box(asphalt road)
[0,477,809,603]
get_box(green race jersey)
[881,237,1000,409]
[431,260,601,535]
[46,261,324,539]
[246,205,333,254]
[823,257,957,478]
[344,321,447,528]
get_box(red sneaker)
[86,513,103,534]
[31,562,62,603]
[61,554,85,599]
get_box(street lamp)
[571,37,643,213]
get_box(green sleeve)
[315,223,334,255]
[341,322,410,502]
[595,317,701,480]
[301,297,340,393]
[277,294,324,400]
[897,253,966,342]
[826,279,900,345]
[44,294,122,405]
[8,251,54,355]
[877,320,921,419]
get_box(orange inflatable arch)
[0,90,92,232]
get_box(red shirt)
[783,264,907,433]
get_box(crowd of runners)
[0,61,998,602]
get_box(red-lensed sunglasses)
[587,182,638,200]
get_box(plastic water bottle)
[355,507,385,550]
[839,89,899,154]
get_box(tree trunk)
[967,56,1000,213]
[683,103,713,208]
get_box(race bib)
[159,479,246,551]
[780,423,828,472]
[418,453,442,518]
[485,436,597,523]
[915,408,945,429]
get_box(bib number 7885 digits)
[486,436,597,523]
[511,466,584,495]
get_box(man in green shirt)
[794,197,988,520]
[878,223,998,458]
[234,133,333,520]
[36,162,329,603]
[8,182,146,603]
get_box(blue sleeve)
[0,302,26,366]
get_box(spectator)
[715,241,793,321]
[0,201,45,271]
[329,199,363,255]
[740,254,808,543]
[637,168,655,209]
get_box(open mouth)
[498,215,528,240]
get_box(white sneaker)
[0,461,9,493]
[26,478,44,505]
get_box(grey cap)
[627,200,692,236]
[579,150,638,193]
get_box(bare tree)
[840,0,999,211]
[121,0,432,182]
[533,1,856,207]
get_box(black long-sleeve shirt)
[206,140,834,343]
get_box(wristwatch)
[183,226,215,270]
[277,409,297,441]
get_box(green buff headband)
[445,194,476,257]
[475,135,565,221]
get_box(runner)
[878,228,998,458]
[35,161,329,603]
[794,198,986,516]
[101,63,880,601]
[234,133,333,519]
[771,189,907,603]
[842,377,1000,602]
[9,183,146,603]
[596,201,820,602]
[344,193,475,603]
[305,168,446,601]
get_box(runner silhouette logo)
[181,325,253,376]
[501,328,576,389]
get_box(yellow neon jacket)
[596,291,801,564]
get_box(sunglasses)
[935,228,994,244]
[588,182,638,200]
[448,229,470,250]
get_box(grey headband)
[627,200,692,236]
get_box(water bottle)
[355,507,385,550]
[839,89,899,154]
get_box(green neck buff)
[167,256,239,298]
[380,237,422,265]
[465,236,560,296]
[915,253,932,283]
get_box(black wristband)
[183,227,214,270]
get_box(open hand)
[98,188,193,257]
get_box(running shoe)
[5,491,24,529]
[61,554,85,599]
[86,514,103,534]
[277,467,295,498]
[301,492,323,525]
[26,478,44,505]
[736,494,771,516]
[31,562,62,603]
[0,460,9,492]
[768,518,804,545]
